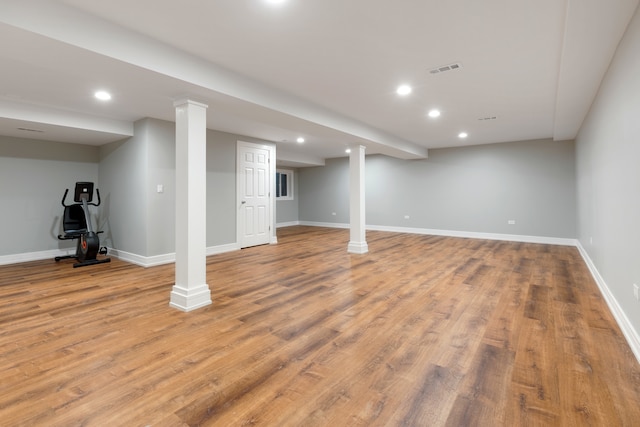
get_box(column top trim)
[173,98,209,109]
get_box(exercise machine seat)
[59,204,88,239]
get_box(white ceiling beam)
[0,0,427,159]
[553,0,639,141]
[276,149,326,168]
[0,99,133,140]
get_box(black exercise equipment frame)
[55,182,111,268]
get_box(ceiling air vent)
[429,62,463,75]
[17,127,44,133]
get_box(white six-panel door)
[237,141,273,248]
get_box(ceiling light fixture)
[345,148,352,154]
[94,90,112,101]
[296,137,305,143]
[458,132,468,139]
[428,109,441,118]
[396,85,412,96]
[265,0,286,5]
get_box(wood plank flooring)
[1,226,639,426]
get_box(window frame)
[275,168,294,201]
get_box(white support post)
[348,145,369,254]
[170,99,212,311]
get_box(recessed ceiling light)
[296,137,305,143]
[94,90,111,101]
[458,132,468,139]
[396,85,412,96]
[428,109,441,118]
[265,0,286,4]
[345,148,352,154]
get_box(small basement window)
[276,169,294,200]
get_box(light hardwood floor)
[1,226,639,426]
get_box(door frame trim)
[236,140,277,248]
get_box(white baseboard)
[276,221,300,228]
[208,243,241,257]
[297,221,577,246]
[575,242,640,363]
[106,248,173,268]
[298,221,349,230]
[0,248,75,266]
[0,241,243,268]
[108,242,241,268]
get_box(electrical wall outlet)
[634,284,639,301]
[508,220,516,225]
[404,215,410,219]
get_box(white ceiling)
[0,0,638,166]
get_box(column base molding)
[347,241,369,254]
[169,283,212,312]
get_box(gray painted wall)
[206,129,242,247]
[99,120,149,256]
[300,138,576,238]
[147,119,177,255]
[0,136,99,256]
[1,117,279,261]
[299,159,350,224]
[99,118,271,257]
[576,5,640,329]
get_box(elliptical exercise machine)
[55,182,111,268]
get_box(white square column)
[347,145,369,254]
[170,99,212,311]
